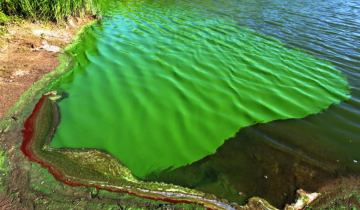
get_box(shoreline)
[20,93,238,210]
[0,17,227,210]
[0,17,287,210]
[19,90,321,209]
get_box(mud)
[0,16,92,121]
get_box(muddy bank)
[0,16,93,121]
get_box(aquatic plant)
[0,0,100,21]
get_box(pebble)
[9,80,13,83]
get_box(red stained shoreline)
[20,95,216,210]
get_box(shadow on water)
[146,101,360,208]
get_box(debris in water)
[285,189,320,210]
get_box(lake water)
[48,0,359,207]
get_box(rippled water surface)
[49,0,359,207]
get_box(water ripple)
[48,0,352,181]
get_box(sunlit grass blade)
[0,0,100,21]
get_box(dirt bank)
[0,16,92,121]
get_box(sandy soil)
[0,16,92,121]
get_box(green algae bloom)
[48,0,349,179]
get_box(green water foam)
[49,0,350,179]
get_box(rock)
[33,29,66,39]
[12,70,29,77]
[41,41,60,52]
[285,189,320,210]
[45,45,61,52]
[245,197,278,210]
[45,90,57,96]
[243,189,320,210]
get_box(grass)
[0,11,24,35]
[0,0,100,22]
[0,11,8,34]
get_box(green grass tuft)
[0,0,100,21]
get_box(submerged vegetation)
[0,0,100,21]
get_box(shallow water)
[49,0,359,207]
